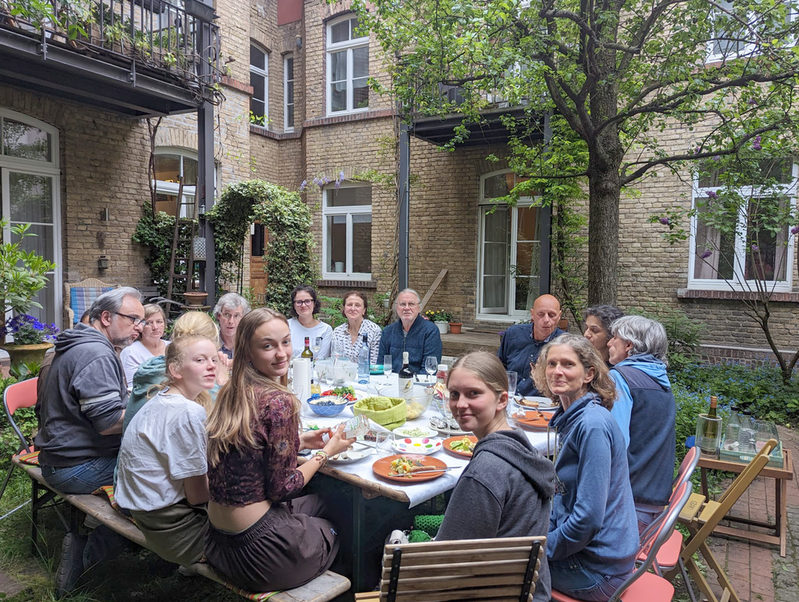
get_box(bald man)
[497,294,565,396]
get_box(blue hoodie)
[610,354,676,507]
[547,393,638,579]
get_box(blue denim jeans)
[549,554,630,601]
[41,457,117,494]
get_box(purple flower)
[752,135,761,151]
[751,244,760,252]
[338,170,345,182]
[748,98,757,105]
[791,225,799,235]
[707,190,718,199]
[659,216,670,225]
[701,250,713,259]
[299,180,307,191]
[713,155,721,161]
[334,179,341,189]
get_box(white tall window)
[153,149,198,218]
[689,159,797,292]
[322,184,371,279]
[284,53,294,132]
[250,44,269,125]
[478,171,543,319]
[0,109,61,327]
[707,0,795,62]
[326,15,369,115]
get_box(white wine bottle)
[698,395,720,455]
[398,351,413,400]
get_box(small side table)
[698,448,793,556]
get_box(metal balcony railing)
[1,0,221,102]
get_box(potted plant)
[1,220,58,370]
[448,317,463,335]
[424,309,452,334]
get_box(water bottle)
[724,412,741,451]
[357,334,370,384]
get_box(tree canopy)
[354,0,799,303]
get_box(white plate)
[392,437,442,455]
[518,396,559,410]
[328,447,371,464]
[394,426,438,439]
[428,416,471,436]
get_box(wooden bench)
[13,458,351,602]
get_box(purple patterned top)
[208,388,304,506]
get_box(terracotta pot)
[0,342,54,371]
[183,291,209,308]
[449,322,462,334]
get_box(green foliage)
[627,303,705,371]
[0,221,56,316]
[423,309,452,322]
[318,293,394,329]
[209,180,315,315]
[318,296,346,329]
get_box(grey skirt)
[204,494,339,592]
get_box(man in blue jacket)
[497,294,565,396]
[378,288,442,374]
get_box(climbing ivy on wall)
[132,204,194,298]
[208,180,315,314]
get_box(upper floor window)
[689,158,797,292]
[250,44,269,126]
[326,15,369,115]
[322,184,372,278]
[284,53,294,131]
[707,0,795,62]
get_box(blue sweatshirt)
[377,314,441,374]
[497,324,564,396]
[610,354,676,507]
[547,393,638,579]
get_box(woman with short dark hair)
[288,285,333,359]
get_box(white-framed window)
[284,53,294,132]
[153,149,199,218]
[250,44,269,126]
[326,15,369,115]
[0,108,62,328]
[322,184,372,279]
[688,159,797,292]
[477,170,544,320]
[707,0,796,62]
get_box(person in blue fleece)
[533,334,638,601]
[378,288,441,374]
[607,315,676,532]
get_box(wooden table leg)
[778,471,787,557]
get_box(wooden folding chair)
[666,438,778,602]
[354,536,545,601]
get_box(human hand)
[216,352,232,386]
[323,424,357,457]
[300,428,333,451]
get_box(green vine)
[208,180,315,314]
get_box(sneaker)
[385,529,409,545]
[82,525,128,570]
[55,532,87,598]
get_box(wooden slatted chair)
[666,438,778,602]
[355,536,546,601]
[64,277,116,325]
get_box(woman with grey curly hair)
[607,315,676,533]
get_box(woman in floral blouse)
[331,290,381,363]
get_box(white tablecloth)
[301,378,556,507]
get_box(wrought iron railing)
[1,0,221,101]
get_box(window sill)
[677,288,799,303]
[317,279,377,289]
[303,108,395,129]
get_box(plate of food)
[320,386,359,403]
[373,454,448,483]
[428,415,471,436]
[516,396,559,411]
[443,435,477,458]
[514,410,554,430]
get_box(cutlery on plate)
[388,465,461,476]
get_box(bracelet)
[314,450,329,467]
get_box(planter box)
[434,321,448,334]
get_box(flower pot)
[183,291,208,308]
[0,342,54,371]
[449,322,462,334]
[434,321,449,334]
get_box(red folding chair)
[552,481,692,602]
[673,446,701,490]
[0,377,39,519]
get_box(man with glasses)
[378,288,442,374]
[34,287,144,595]
[213,292,251,359]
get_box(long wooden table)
[698,448,793,556]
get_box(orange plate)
[442,435,478,458]
[373,454,448,483]
[515,411,553,430]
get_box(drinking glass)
[383,355,393,376]
[506,370,519,419]
[311,336,323,358]
[424,356,438,382]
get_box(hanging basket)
[0,342,54,371]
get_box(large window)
[478,171,544,319]
[284,53,294,131]
[0,109,61,328]
[689,159,797,292]
[326,15,369,115]
[707,0,795,62]
[322,184,371,279]
[250,44,269,126]
[153,150,198,218]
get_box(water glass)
[383,355,393,376]
[424,356,438,382]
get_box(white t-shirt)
[120,339,169,388]
[288,317,333,359]
[115,388,207,512]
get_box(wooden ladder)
[166,179,197,300]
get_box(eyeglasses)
[114,312,147,326]
[294,299,314,306]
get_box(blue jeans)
[549,554,630,601]
[41,457,117,494]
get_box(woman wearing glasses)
[288,285,332,359]
[120,304,170,387]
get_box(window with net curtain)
[691,158,796,290]
[323,184,371,278]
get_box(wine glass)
[311,336,323,358]
[383,355,393,377]
[424,356,438,383]
[506,370,518,419]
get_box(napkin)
[292,358,312,402]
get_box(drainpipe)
[398,118,410,291]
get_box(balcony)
[0,0,221,117]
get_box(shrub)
[627,303,705,371]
